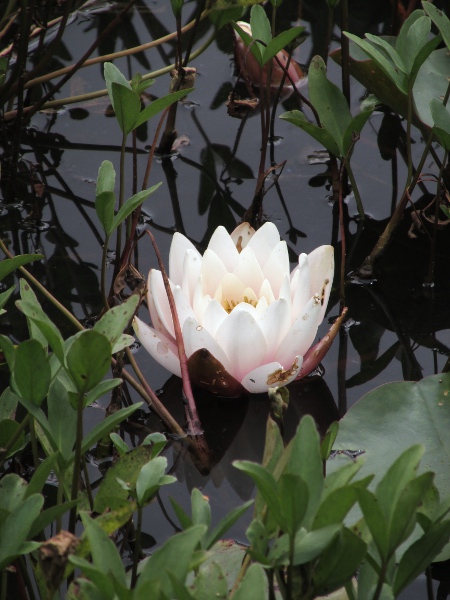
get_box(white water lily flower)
[134,222,334,396]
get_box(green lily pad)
[328,373,450,500]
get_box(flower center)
[222,295,257,314]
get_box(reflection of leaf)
[349,321,384,369]
[329,372,450,500]
[346,341,400,388]
[211,144,254,179]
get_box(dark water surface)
[1,0,450,590]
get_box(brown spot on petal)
[266,358,299,386]
[187,349,247,397]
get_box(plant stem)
[29,416,40,470]
[101,234,110,309]
[346,160,364,220]
[131,504,143,587]
[69,392,84,534]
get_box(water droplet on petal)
[157,342,169,355]
[196,325,202,331]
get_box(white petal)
[240,356,302,393]
[258,298,291,360]
[262,241,290,298]
[148,270,175,338]
[181,249,202,304]
[215,309,268,382]
[255,295,268,316]
[173,286,195,330]
[274,296,323,368]
[278,273,291,302]
[230,222,255,251]
[259,279,275,305]
[233,246,264,294]
[169,232,201,286]
[308,245,334,322]
[247,222,281,267]
[201,249,228,296]
[207,226,239,270]
[182,317,232,373]
[291,253,311,321]
[202,299,228,337]
[133,317,181,377]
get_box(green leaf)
[278,473,309,535]
[321,421,339,460]
[65,330,111,394]
[134,89,193,129]
[0,474,28,514]
[283,415,324,528]
[13,339,51,405]
[0,285,15,312]
[93,295,139,352]
[232,563,266,600]
[191,488,211,532]
[190,562,228,600]
[109,183,162,234]
[81,512,127,587]
[0,494,44,569]
[376,444,425,521]
[250,5,271,51]
[26,453,59,498]
[396,12,430,74]
[344,32,406,93]
[393,519,450,594]
[293,524,341,565]
[96,160,115,195]
[0,388,18,421]
[78,403,142,460]
[16,298,65,364]
[29,500,78,539]
[328,373,450,503]
[47,377,76,461]
[308,55,352,156]
[136,526,207,598]
[423,1,450,50]
[365,34,406,74]
[312,527,367,596]
[19,280,47,349]
[262,26,304,64]
[93,444,153,513]
[96,192,115,236]
[205,500,253,550]
[142,432,168,458]
[232,22,262,66]
[233,460,284,529]
[0,420,24,458]
[110,82,141,134]
[84,379,122,407]
[136,456,175,505]
[68,556,115,600]
[356,488,389,559]
[0,254,43,281]
[104,62,132,111]
[280,110,341,158]
[109,432,129,455]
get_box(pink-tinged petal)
[215,309,268,381]
[274,296,323,368]
[173,285,195,329]
[308,245,334,321]
[202,299,228,337]
[182,317,232,373]
[278,274,291,302]
[192,277,210,323]
[257,297,291,360]
[148,269,175,338]
[291,253,311,320]
[240,355,302,393]
[207,226,239,270]
[230,222,255,252]
[262,241,290,297]
[247,221,281,267]
[201,249,228,297]
[259,279,275,305]
[169,232,200,286]
[181,249,202,304]
[133,317,181,377]
[233,246,264,294]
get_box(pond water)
[1,0,450,595]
